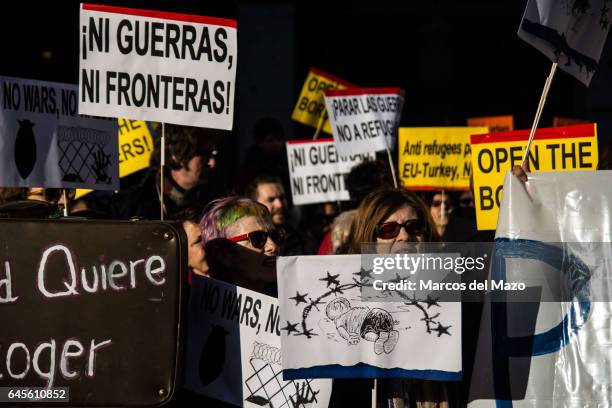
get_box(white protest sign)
[469,171,612,407]
[277,255,461,380]
[0,76,118,189]
[323,87,404,156]
[184,276,332,407]
[79,3,237,130]
[518,0,612,86]
[286,138,375,205]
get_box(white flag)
[518,0,612,85]
[277,255,462,380]
[468,171,612,407]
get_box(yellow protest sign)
[471,124,598,230]
[398,127,488,190]
[467,115,514,133]
[75,118,153,199]
[291,68,353,135]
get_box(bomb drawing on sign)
[245,342,320,407]
[14,119,37,179]
[199,324,228,386]
[326,298,399,354]
[283,269,452,349]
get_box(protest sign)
[323,88,404,156]
[0,219,185,406]
[470,124,598,230]
[75,118,153,199]
[277,255,461,380]
[184,276,332,407]
[0,75,118,190]
[291,68,353,135]
[467,115,513,133]
[552,116,590,127]
[398,127,488,190]
[286,139,375,205]
[79,4,237,130]
[518,0,611,85]
[469,171,612,407]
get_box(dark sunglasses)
[227,228,285,249]
[431,200,451,208]
[376,220,427,240]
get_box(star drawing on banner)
[433,323,451,337]
[330,286,344,295]
[298,328,317,338]
[289,291,308,305]
[353,267,374,281]
[424,294,440,309]
[281,321,300,335]
[319,271,340,287]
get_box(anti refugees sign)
[79,4,237,130]
[398,127,487,190]
[0,76,118,190]
[323,87,404,156]
[470,124,598,230]
[286,139,374,205]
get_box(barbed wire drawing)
[244,342,320,408]
[282,268,452,342]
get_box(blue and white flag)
[468,171,612,407]
[518,0,612,85]
[277,255,462,381]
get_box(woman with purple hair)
[199,196,283,294]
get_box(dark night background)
[2,0,611,184]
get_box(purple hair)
[199,196,270,246]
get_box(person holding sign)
[199,197,283,295]
[111,125,220,220]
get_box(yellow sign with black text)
[471,124,598,230]
[291,68,353,135]
[399,127,488,190]
[75,118,153,199]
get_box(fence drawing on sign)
[282,268,452,353]
[245,342,321,408]
[57,126,112,184]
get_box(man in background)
[111,124,220,220]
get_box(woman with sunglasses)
[199,196,283,294]
[348,188,439,254]
[333,189,448,408]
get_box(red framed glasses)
[227,229,284,249]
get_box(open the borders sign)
[79,4,237,130]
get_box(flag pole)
[313,110,326,140]
[160,122,166,221]
[386,146,398,188]
[521,61,558,167]
[62,189,68,217]
[371,378,377,408]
